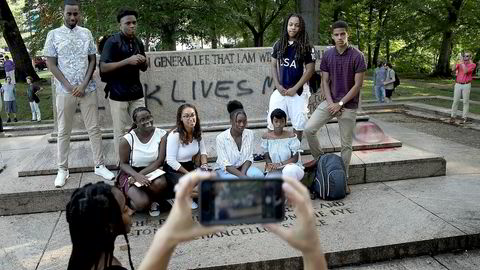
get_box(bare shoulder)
[262,131,275,139]
[285,130,296,139]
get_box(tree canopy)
[3,0,480,77]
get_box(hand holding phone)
[265,177,327,269]
[199,178,285,226]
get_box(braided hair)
[128,106,152,132]
[66,182,135,270]
[276,13,311,63]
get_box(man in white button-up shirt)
[44,0,114,188]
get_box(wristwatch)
[338,101,344,107]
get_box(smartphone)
[199,178,285,226]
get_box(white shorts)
[267,89,308,131]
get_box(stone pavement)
[1,111,479,269]
[1,174,479,270]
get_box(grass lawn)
[1,70,53,122]
[361,78,480,102]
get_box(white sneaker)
[191,201,198,210]
[94,165,115,180]
[55,169,69,188]
[149,202,161,217]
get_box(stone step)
[4,144,445,216]
[21,122,401,177]
[46,115,371,142]
[2,175,478,269]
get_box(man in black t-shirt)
[100,9,148,163]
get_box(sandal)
[149,202,160,217]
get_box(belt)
[456,82,471,85]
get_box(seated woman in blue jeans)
[215,100,264,179]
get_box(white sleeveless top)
[124,128,167,168]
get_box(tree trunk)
[333,0,342,22]
[211,37,218,49]
[297,0,319,45]
[386,39,390,63]
[367,4,373,68]
[0,0,39,82]
[372,8,387,67]
[160,25,176,51]
[433,0,463,77]
[253,32,264,47]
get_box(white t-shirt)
[124,128,167,168]
[166,131,207,170]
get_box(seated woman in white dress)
[262,108,304,181]
[118,107,168,216]
[165,104,208,208]
[215,100,264,179]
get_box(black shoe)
[253,154,265,161]
[7,118,11,123]
[13,118,17,122]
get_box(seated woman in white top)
[118,107,168,216]
[262,108,304,181]
[165,104,208,207]
[215,100,264,179]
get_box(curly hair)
[276,13,311,63]
[175,103,202,145]
[66,182,134,270]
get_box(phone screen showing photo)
[200,179,285,226]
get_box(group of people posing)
[45,0,367,269]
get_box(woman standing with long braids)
[267,13,315,141]
[118,107,168,216]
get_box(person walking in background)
[26,76,41,122]
[267,13,315,141]
[384,63,396,103]
[304,20,366,195]
[44,0,114,188]
[1,76,17,122]
[100,8,148,164]
[4,56,15,85]
[372,61,386,103]
[450,51,476,124]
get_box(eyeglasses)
[182,113,196,119]
[463,55,471,58]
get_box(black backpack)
[393,72,400,88]
[98,34,116,83]
[310,154,347,200]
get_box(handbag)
[116,133,134,196]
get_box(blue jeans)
[374,85,385,103]
[216,166,265,179]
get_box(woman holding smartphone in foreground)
[214,100,264,179]
[66,172,327,270]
